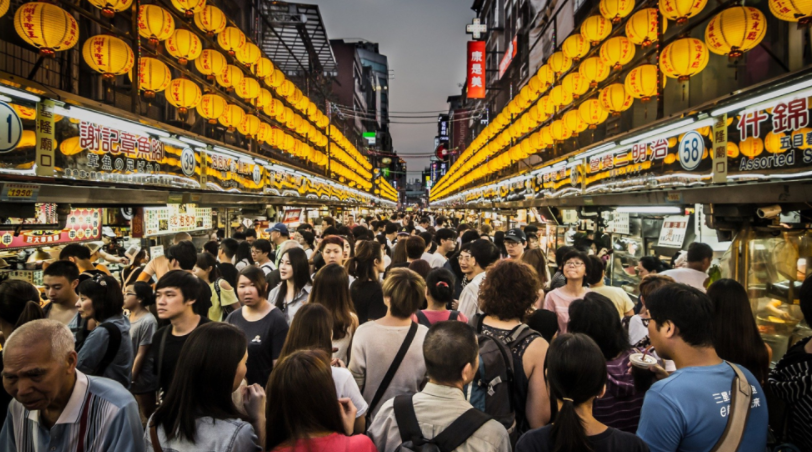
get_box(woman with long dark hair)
[268,247,312,324]
[123,281,158,420]
[707,279,771,384]
[75,275,133,387]
[234,241,255,271]
[227,266,289,387]
[515,333,649,452]
[345,240,388,324]
[146,322,265,452]
[568,293,647,433]
[308,263,358,363]
[266,350,375,451]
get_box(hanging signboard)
[35,100,55,176]
[498,36,518,78]
[143,204,212,237]
[467,41,486,99]
[0,205,102,249]
[658,215,690,248]
[206,152,265,193]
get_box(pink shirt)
[410,309,469,325]
[272,432,377,452]
[543,287,591,334]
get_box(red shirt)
[271,433,377,452]
[410,309,469,325]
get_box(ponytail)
[425,268,455,305]
[549,398,591,452]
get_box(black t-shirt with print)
[516,426,649,452]
[225,307,289,386]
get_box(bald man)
[137,232,193,283]
[0,320,144,451]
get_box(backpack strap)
[92,323,121,377]
[433,408,493,452]
[367,322,418,422]
[709,362,753,452]
[394,395,423,444]
[415,311,432,328]
[448,311,459,321]
[149,425,164,452]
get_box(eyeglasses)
[565,261,585,268]
[124,292,136,297]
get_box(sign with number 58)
[679,131,705,171]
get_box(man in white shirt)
[431,228,457,268]
[660,242,713,293]
[457,239,500,320]
[419,232,437,265]
[503,228,526,261]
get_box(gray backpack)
[394,394,491,452]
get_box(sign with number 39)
[0,101,23,153]
[679,131,705,171]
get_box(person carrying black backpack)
[368,321,510,452]
[412,268,468,327]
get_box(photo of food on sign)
[0,204,101,249]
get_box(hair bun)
[436,281,449,288]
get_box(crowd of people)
[0,212,809,452]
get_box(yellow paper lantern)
[548,52,572,77]
[600,36,636,71]
[267,70,285,88]
[216,64,245,91]
[11,104,36,120]
[600,0,635,23]
[739,137,764,157]
[279,80,296,97]
[626,9,666,47]
[14,3,79,57]
[88,0,133,18]
[625,65,662,101]
[562,35,589,61]
[550,85,573,107]
[197,93,227,124]
[660,38,709,81]
[264,98,285,119]
[138,5,175,45]
[564,110,588,136]
[540,127,555,146]
[705,7,767,58]
[129,57,171,98]
[550,120,572,141]
[579,57,611,88]
[537,65,555,88]
[219,104,245,132]
[726,141,739,158]
[166,78,202,115]
[84,35,134,81]
[764,131,786,153]
[660,0,708,24]
[217,26,245,56]
[579,99,609,128]
[0,0,9,18]
[253,58,274,79]
[235,77,260,100]
[562,73,589,99]
[195,49,226,80]
[238,115,261,137]
[537,95,555,118]
[581,15,612,46]
[166,29,202,65]
[170,0,206,17]
[255,88,273,109]
[770,0,812,23]
[600,83,633,116]
[236,42,261,67]
[194,5,226,37]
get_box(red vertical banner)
[467,41,486,99]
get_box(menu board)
[0,205,102,249]
[143,204,212,236]
[658,215,690,248]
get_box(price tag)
[1,183,40,202]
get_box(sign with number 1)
[0,101,23,153]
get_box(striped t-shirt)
[592,349,647,433]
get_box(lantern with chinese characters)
[600,0,635,23]
[138,5,175,46]
[255,88,273,109]
[267,69,285,88]
[537,64,555,88]
[579,57,611,87]
[739,136,763,157]
[129,57,171,98]
[252,58,274,78]
[626,9,666,47]
[279,80,296,98]
[705,7,767,58]
[238,114,261,137]
[625,65,663,101]
[235,77,260,100]
[219,104,245,132]
[660,38,708,81]
[562,35,589,61]
[564,110,588,136]
[88,0,133,18]
[236,42,261,67]
[600,36,636,70]
[770,0,812,24]
[217,26,245,56]
[83,35,134,81]
[166,78,202,117]
[579,98,609,128]
[536,95,554,119]
[599,83,633,115]
[166,29,202,65]
[660,0,708,24]
[263,98,284,119]
[550,120,572,142]
[562,73,589,99]
[170,0,205,17]
[193,5,226,37]
[14,3,79,57]
[550,85,573,108]
[216,64,244,91]
[196,93,227,124]
[195,49,226,80]
[548,52,572,76]
[581,15,612,46]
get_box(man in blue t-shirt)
[636,283,768,452]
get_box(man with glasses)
[457,239,500,320]
[503,229,527,261]
[251,239,275,275]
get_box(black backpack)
[91,323,121,377]
[393,394,492,452]
[414,310,459,328]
